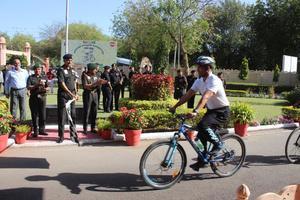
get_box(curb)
[6,122,299,148]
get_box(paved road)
[0,128,299,200]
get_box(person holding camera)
[82,63,107,134]
[27,64,49,137]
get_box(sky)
[0,0,256,41]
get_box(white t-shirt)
[191,73,230,109]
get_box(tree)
[248,0,300,69]
[10,33,37,53]
[239,57,249,80]
[205,0,249,69]
[273,64,280,83]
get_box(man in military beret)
[109,63,123,111]
[82,63,107,134]
[101,65,113,113]
[27,64,49,137]
[56,54,79,144]
[95,63,102,110]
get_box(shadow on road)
[26,173,153,194]
[244,155,290,167]
[0,187,43,200]
[0,157,50,169]
[183,173,220,181]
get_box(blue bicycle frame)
[162,118,227,168]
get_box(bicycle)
[285,127,300,164]
[139,114,246,189]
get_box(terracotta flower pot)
[99,129,112,140]
[0,134,8,153]
[187,130,197,141]
[234,123,249,137]
[15,132,28,144]
[124,129,142,146]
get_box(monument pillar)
[0,37,7,66]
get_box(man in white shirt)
[170,56,230,171]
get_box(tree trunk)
[181,45,189,75]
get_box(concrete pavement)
[0,128,299,200]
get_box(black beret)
[87,63,97,70]
[63,54,73,60]
[32,64,41,70]
[104,65,110,70]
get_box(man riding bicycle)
[170,56,230,171]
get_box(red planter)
[124,129,142,146]
[187,130,197,141]
[99,130,112,140]
[0,134,8,153]
[15,133,29,144]
[234,123,249,137]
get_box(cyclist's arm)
[194,90,214,112]
[173,89,196,109]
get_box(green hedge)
[226,90,248,97]
[282,106,300,121]
[111,108,206,131]
[119,98,178,110]
[226,82,294,94]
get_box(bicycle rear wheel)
[285,128,300,164]
[139,141,187,189]
[210,134,246,177]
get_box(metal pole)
[65,0,70,54]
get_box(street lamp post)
[65,0,70,54]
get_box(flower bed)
[282,106,300,122]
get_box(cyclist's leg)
[197,107,230,153]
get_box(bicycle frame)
[161,117,230,168]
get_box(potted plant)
[97,119,112,140]
[14,124,32,144]
[0,110,13,152]
[120,107,145,146]
[230,102,254,137]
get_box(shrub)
[14,124,31,133]
[230,102,254,124]
[285,88,300,105]
[97,119,112,130]
[119,107,146,130]
[119,98,177,110]
[226,90,248,97]
[239,57,249,80]
[131,74,174,100]
[282,106,300,122]
[273,64,280,82]
[0,110,13,135]
[111,108,206,131]
[226,82,293,94]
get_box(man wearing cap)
[96,64,102,110]
[82,63,107,134]
[109,63,123,111]
[170,56,230,171]
[56,54,79,144]
[186,70,198,108]
[27,64,49,137]
[4,57,29,121]
[101,66,113,113]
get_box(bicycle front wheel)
[285,128,300,164]
[139,141,187,189]
[210,134,246,177]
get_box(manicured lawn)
[195,95,288,122]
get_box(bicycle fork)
[161,135,179,168]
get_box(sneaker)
[189,160,208,171]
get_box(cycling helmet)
[196,56,216,68]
